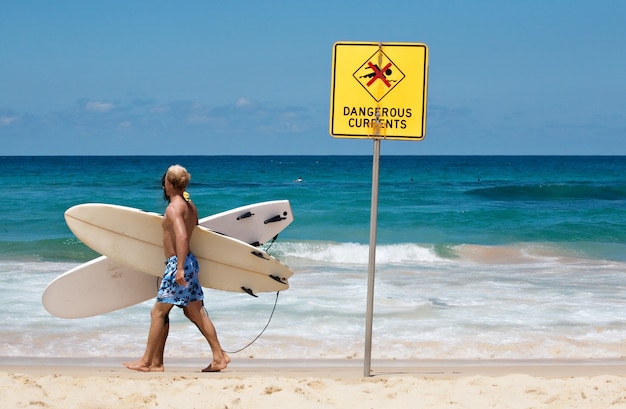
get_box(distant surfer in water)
[123,164,229,372]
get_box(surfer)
[123,164,229,373]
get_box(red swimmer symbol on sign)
[353,50,405,102]
[362,62,393,87]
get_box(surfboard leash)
[206,235,282,354]
[209,290,280,355]
[263,235,278,252]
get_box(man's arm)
[167,203,190,286]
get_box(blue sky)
[1,0,625,155]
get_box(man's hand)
[175,269,187,287]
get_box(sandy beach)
[2,358,626,408]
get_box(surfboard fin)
[269,275,287,284]
[264,213,287,224]
[241,287,258,297]
[237,211,254,220]
[251,251,270,260]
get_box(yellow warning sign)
[330,42,429,140]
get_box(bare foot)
[122,359,151,372]
[149,365,165,372]
[201,363,224,372]
[201,352,230,373]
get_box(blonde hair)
[165,164,191,190]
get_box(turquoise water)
[1,155,626,361]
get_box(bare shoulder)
[165,197,185,218]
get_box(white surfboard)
[64,203,293,291]
[43,256,161,319]
[43,201,293,319]
[206,200,294,247]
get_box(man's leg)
[183,301,229,372]
[123,302,173,372]
[148,312,170,371]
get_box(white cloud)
[0,116,18,126]
[85,101,115,112]
[235,97,251,107]
[149,105,170,113]
[186,115,210,124]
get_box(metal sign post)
[363,137,381,377]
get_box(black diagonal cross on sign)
[366,61,392,87]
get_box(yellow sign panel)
[330,42,429,140]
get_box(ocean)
[2,155,626,362]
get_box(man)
[123,164,229,372]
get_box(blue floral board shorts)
[157,252,203,307]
